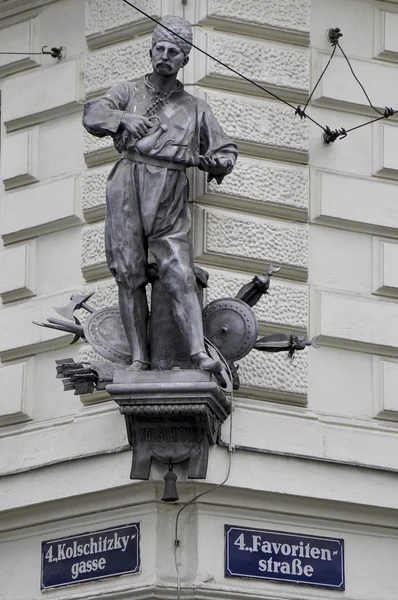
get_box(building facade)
[1,0,398,598]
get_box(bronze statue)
[83,15,238,372]
[35,15,317,489]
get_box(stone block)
[373,122,398,179]
[0,18,40,78]
[0,241,36,303]
[35,227,83,297]
[197,0,310,43]
[0,407,127,479]
[0,360,34,426]
[82,167,109,221]
[0,292,76,359]
[85,0,160,48]
[39,113,84,181]
[312,170,398,236]
[383,10,398,54]
[205,267,307,330]
[1,176,82,244]
[238,350,307,403]
[1,127,39,190]
[311,288,398,354]
[84,36,151,97]
[194,206,308,280]
[309,226,372,297]
[314,51,398,112]
[81,279,118,310]
[374,8,398,62]
[79,343,110,366]
[193,30,309,98]
[323,419,398,472]
[309,346,373,419]
[81,222,107,280]
[198,155,308,220]
[2,59,83,131]
[204,89,309,162]
[373,356,398,420]
[83,128,117,167]
[372,237,398,297]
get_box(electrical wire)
[173,356,235,600]
[345,113,388,134]
[119,0,317,118]
[119,0,397,143]
[336,41,385,117]
[173,446,233,600]
[0,46,63,58]
[302,44,337,114]
[0,51,44,55]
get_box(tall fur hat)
[151,15,193,56]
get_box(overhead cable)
[0,46,64,59]
[118,6,395,141]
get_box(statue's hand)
[198,155,233,175]
[121,113,153,138]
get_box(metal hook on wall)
[41,45,65,60]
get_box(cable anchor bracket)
[295,106,307,119]
[323,126,347,144]
[327,27,343,46]
[41,45,64,60]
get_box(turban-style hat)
[151,15,193,56]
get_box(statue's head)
[150,15,192,76]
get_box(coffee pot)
[134,115,175,156]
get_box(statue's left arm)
[197,101,238,184]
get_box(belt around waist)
[121,151,186,171]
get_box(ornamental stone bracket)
[107,369,231,480]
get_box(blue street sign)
[225,525,344,590]
[41,523,140,590]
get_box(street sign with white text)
[41,523,140,589]
[225,525,344,590]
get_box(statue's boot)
[191,351,221,373]
[126,360,150,372]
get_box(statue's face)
[150,41,189,75]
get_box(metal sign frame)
[41,523,140,590]
[225,525,345,591]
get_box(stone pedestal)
[106,370,231,480]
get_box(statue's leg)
[150,172,219,370]
[117,283,149,366]
[105,160,149,366]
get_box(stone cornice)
[0,0,59,20]
[13,578,395,600]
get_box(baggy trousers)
[105,158,205,363]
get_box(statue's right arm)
[82,81,130,138]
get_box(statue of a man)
[83,15,238,372]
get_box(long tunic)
[83,75,237,170]
[82,75,237,360]
[83,75,237,284]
